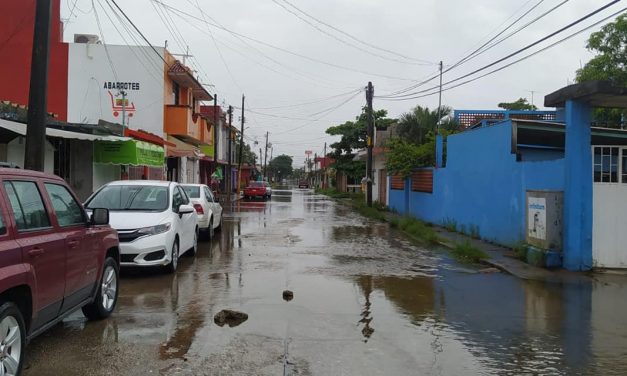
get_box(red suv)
[0,169,120,375]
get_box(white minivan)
[85,181,198,273]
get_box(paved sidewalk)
[433,227,591,284]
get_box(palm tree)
[396,105,456,145]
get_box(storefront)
[93,139,165,189]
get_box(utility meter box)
[526,190,563,251]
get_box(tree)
[497,98,537,111]
[396,105,458,145]
[326,107,394,180]
[576,14,626,127]
[268,154,293,181]
[235,140,257,165]
[385,137,435,178]
[576,14,626,85]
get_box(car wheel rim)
[0,315,21,376]
[101,265,117,311]
[172,243,179,269]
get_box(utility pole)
[120,90,127,127]
[259,148,263,178]
[263,131,269,180]
[436,61,443,169]
[323,142,327,188]
[227,106,233,204]
[25,0,53,171]
[366,81,374,207]
[436,61,443,133]
[237,94,245,197]
[213,95,218,165]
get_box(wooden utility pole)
[227,106,233,204]
[366,82,374,207]
[436,61,443,132]
[263,131,269,180]
[237,94,245,196]
[25,0,53,171]
[323,142,327,188]
[213,95,218,164]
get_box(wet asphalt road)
[23,189,627,375]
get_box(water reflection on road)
[23,188,627,375]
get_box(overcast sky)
[61,0,622,166]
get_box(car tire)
[166,239,179,274]
[0,302,25,376]
[216,215,223,232]
[82,257,119,320]
[208,217,214,240]
[188,227,198,257]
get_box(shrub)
[451,241,488,264]
[442,218,457,232]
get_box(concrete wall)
[93,164,121,193]
[69,140,94,201]
[5,137,54,173]
[67,44,165,136]
[389,122,566,246]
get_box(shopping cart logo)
[107,90,136,118]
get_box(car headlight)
[137,223,171,236]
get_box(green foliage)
[497,98,538,111]
[235,139,257,165]
[268,154,293,181]
[442,218,457,232]
[385,137,435,178]
[513,242,528,261]
[576,14,626,127]
[326,107,394,180]
[391,216,440,244]
[396,105,457,145]
[451,241,488,264]
[576,14,626,86]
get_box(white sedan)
[85,180,198,273]
[181,184,223,239]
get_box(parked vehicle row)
[0,169,225,375]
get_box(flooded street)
[24,189,627,375]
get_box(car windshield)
[86,185,169,211]
[182,185,200,198]
[249,182,264,187]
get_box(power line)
[380,0,570,98]
[270,0,432,66]
[377,0,622,99]
[272,91,363,135]
[246,89,363,110]
[150,0,420,82]
[92,0,119,82]
[277,0,433,65]
[169,0,356,90]
[108,0,170,67]
[377,6,627,102]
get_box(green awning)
[94,140,164,167]
[200,144,214,158]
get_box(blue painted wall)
[389,121,565,246]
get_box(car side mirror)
[90,208,110,226]
[178,204,194,215]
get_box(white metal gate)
[592,146,627,268]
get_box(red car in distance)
[243,181,272,200]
